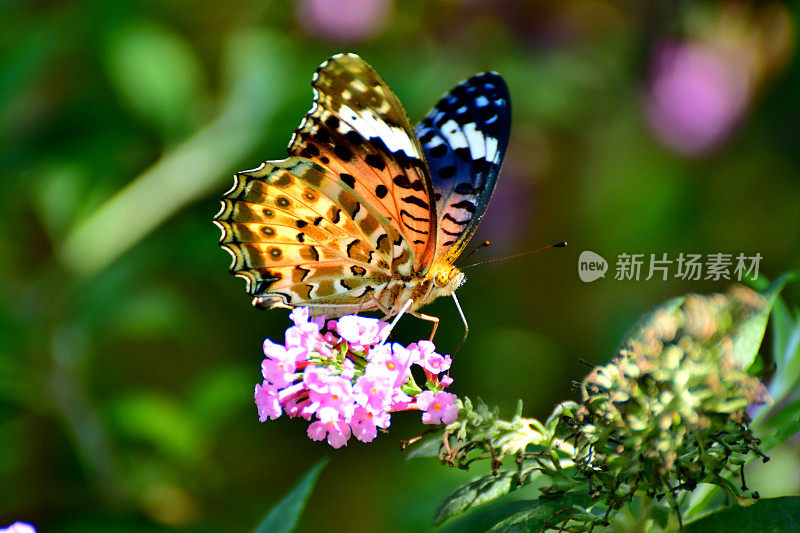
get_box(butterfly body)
[215,53,510,321]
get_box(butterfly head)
[432,265,465,296]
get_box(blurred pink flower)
[645,42,750,156]
[296,0,392,43]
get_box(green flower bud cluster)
[571,287,769,510]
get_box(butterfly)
[214,53,511,337]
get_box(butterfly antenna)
[461,241,567,270]
[458,240,491,266]
[451,293,469,356]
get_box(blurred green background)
[2,0,800,531]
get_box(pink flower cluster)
[255,308,459,448]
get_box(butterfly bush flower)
[254,308,458,448]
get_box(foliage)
[254,459,328,533]
[413,275,800,532]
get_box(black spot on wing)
[334,144,353,161]
[302,144,320,157]
[402,195,429,210]
[345,130,362,145]
[365,153,385,170]
[400,210,430,234]
[340,173,356,189]
[438,166,456,179]
[430,144,447,158]
[454,182,484,195]
[451,199,477,213]
[393,174,424,191]
[443,213,470,226]
[441,227,462,236]
[325,116,340,129]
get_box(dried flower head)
[571,287,769,509]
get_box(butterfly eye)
[434,271,449,287]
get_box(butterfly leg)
[411,312,440,341]
[366,294,393,321]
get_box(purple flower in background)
[645,42,750,156]
[254,309,460,448]
[296,0,392,43]
[0,523,36,533]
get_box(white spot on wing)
[426,137,444,148]
[440,120,468,149]
[463,123,485,160]
[475,95,489,107]
[339,104,418,157]
[485,136,498,161]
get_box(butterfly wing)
[415,72,511,263]
[288,53,438,276]
[214,157,403,315]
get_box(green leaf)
[434,469,541,526]
[732,271,800,370]
[486,494,592,533]
[769,321,800,402]
[254,458,328,533]
[684,497,800,533]
[756,394,800,451]
[440,500,543,533]
[405,435,443,459]
[771,292,795,367]
[767,281,800,402]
